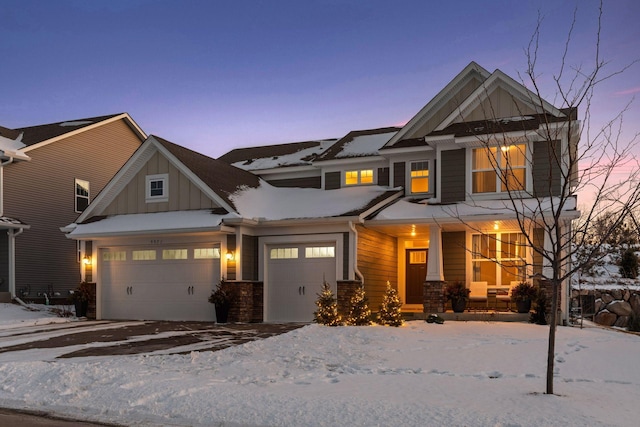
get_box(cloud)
[614,87,640,96]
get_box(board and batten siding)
[324,171,341,190]
[2,119,143,295]
[440,149,466,203]
[242,234,259,281]
[442,231,466,282]
[356,225,397,310]
[393,162,405,189]
[464,86,538,121]
[102,151,217,215]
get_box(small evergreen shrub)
[529,288,548,325]
[313,281,342,326]
[377,283,404,327]
[619,248,639,279]
[346,286,372,326]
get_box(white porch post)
[426,225,444,281]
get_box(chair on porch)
[495,282,516,311]
[468,281,488,310]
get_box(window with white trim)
[145,174,168,202]
[103,251,127,261]
[162,249,188,260]
[345,169,374,186]
[305,246,335,258]
[132,250,157,261]
[410,161,429,193]
[472,144,526,194]
[270,248,299,259]
[194,248,221,259]
[75,179,90,212]
[472,233,526,286]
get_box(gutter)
[349,220,365,285]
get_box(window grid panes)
[305,247,335,258]
[345,169,374,186]
[75,179,90,212]
[410,161,429,193]
[150,180,164,197]
[472,233,526,286]
[103,251,126,262]
[472,144,526,194]
[194,248,221,259]
[270,248,299,259]
[132,250,157,261]
[162,249,188,260]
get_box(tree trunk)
[546,279,559,394]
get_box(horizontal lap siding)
[357,225,397,310]
[3,119,142,294]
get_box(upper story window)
[472,144,526,194]
[410,161,429,193]
[145,174,169,203]
[345,169,374,186]
[75,179,90,213]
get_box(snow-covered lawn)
[0,303,638,427]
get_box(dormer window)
[146,174,168,203]
[410,161,429,193]
[345,169,373,186]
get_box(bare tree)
[450,1,639,395]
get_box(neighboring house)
[0,114,146,300]
[64,62,579,323]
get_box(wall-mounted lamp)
[225,250,235,261]
[82,256,92,266]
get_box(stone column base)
[424,281,446,313]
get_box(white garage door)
[266,243,337,322]
[101,245,221,321]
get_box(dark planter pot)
[516,299,532,314]
[75,300,88,317]
[215,304,230,323]
[451,298,467,313]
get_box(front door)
[406,249,428,304]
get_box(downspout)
[348,221,364,285]
[8,227,23,298]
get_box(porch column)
[425,225,444,281]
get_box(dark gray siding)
[3,119,143,296]
[377,167,389,187]
[266,176,321,189]
[242,234,259,280]
[442,231,466,281]
[0,233,7,292]
[325,171,341,190]
[533,140,562,197]
[342,232,349,280]
[393,162,405,188]
[441,149,466,203]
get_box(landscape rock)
[601,293,614,304]
[595,298,605,313]
[614,315,629,328]
[630,294,640,315]
[594,310,617,326]
[606,300,633,316]
[611,289,623,300]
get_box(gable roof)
[219,139,336,171]
[427,112,571,138]
[0,125,21,141]
[315,127,400,162]
[7,113,147,152]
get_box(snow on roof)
[232,140,334,171]
[373,196,578,222]
[68,210,236,237]
[231,182,393,220]
[0,133,29,160]
[335,130,398,158]
[59,120,94,127]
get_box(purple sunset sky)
[1,0,638,161]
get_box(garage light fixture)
[82,256,92,265]
[226,250,235,261]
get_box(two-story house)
[0,114,146,302]
[63,62,579,323]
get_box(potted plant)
[208,279,233,323]
[511,281,537,313]
[444,281,470,313]
[70,281,92,317]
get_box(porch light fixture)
[411,225,416,237]
[226,250,235,261]
[493,221,499,230]
[82,256,92,265]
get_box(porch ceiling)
[364,219,525,239]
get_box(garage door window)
[162,249,188,260]
[270,248,299,259]
[194,248,221,259]
[305,247,335,258]
[132,250,157,261]
[103,251,126,261]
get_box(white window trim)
[344,169,375,186]
[466,143,532,199]
[408,160,431,195]
[75,178,90,213]
[145,173,169,203]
